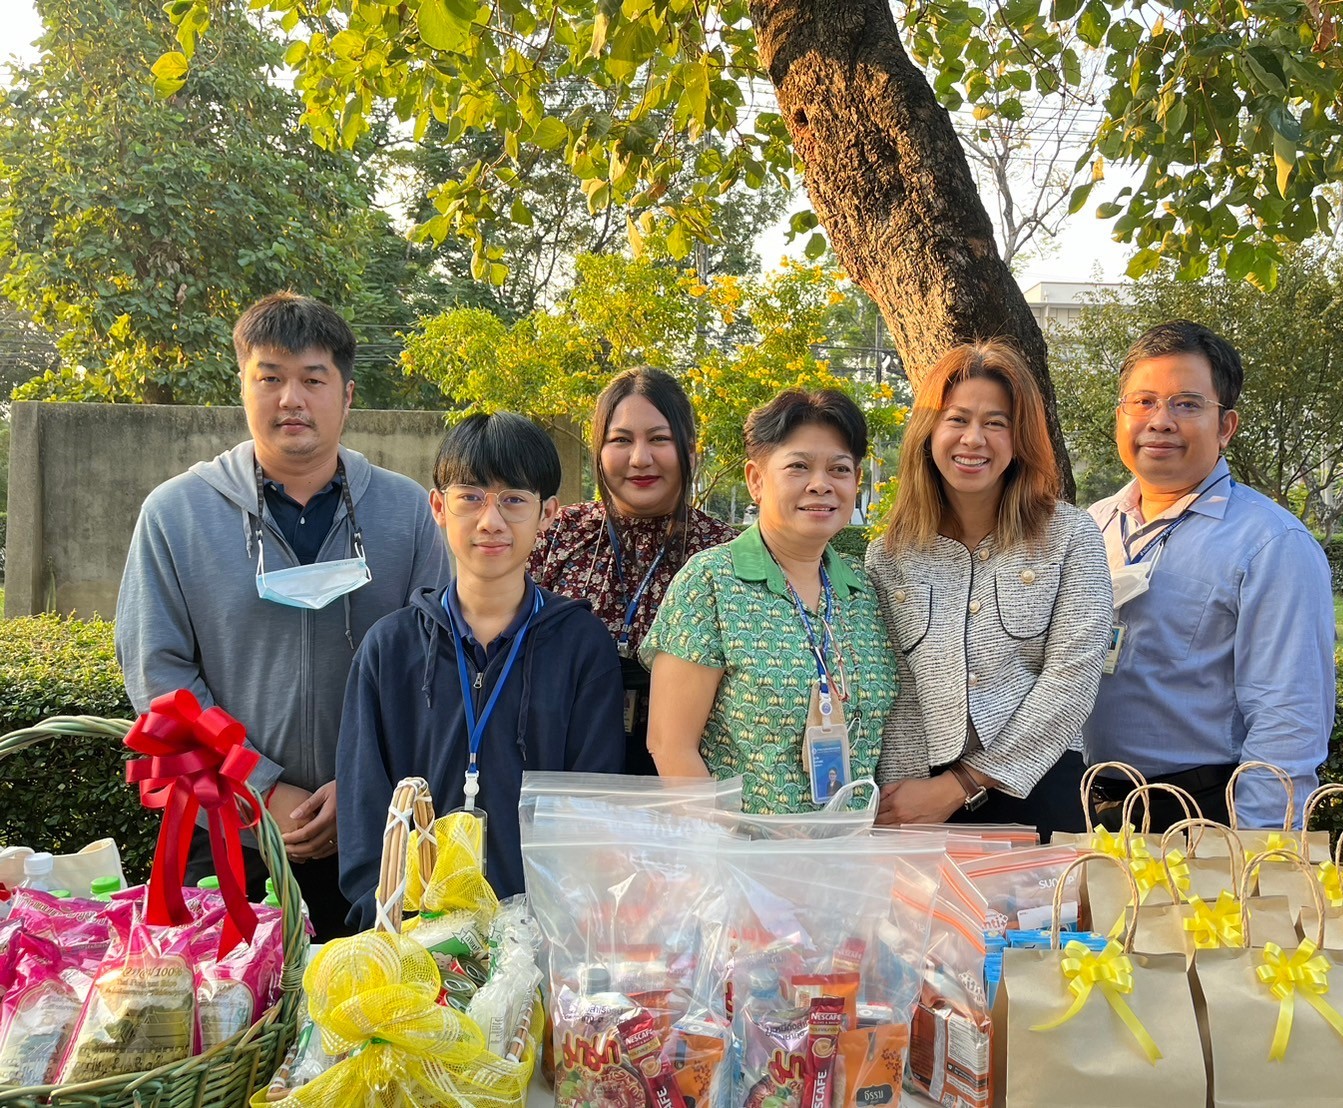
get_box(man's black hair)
[1120,320,1244,410]
[433,412,562,499]
[233,292,357,383]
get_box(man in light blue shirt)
[1083,320,1334,832]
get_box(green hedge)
[0,614,155,883]
[1323,538,1343,593]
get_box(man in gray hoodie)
[115,292,450,938]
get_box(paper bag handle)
[1300,783,1343,864]
[1119,782,1199,856]
[1241,847,1325,949]
[1159,817,1241,904]
[1080,761,1150,834]
[1051,851,1142,953]
[1225,761,1294,832]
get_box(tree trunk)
[749,0,1076,499]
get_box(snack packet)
[959,845,1081,936]
[57,910,196,1082]
[0,929,83,1085]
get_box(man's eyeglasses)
[1116,392,1227,420]
[439,485,540,522]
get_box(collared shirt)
[865,502,1112,798]
[1084,458,1335,828]
[640,524,898,814]
[442,577,539,671]
[263,475,342,565]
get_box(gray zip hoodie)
[115,440,450,798]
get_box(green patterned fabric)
[641,525,899,814]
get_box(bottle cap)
[579,965,611,994]
[90,876,122,895]
[197,875,220,890]
[23,852,54,876]
[50,889,71,899]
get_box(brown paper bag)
[1196,763,1328,876]
[1253,783,1343,915]
[1133,819,1298,957]
[1192,849,1343,1106]
[1298,906,1343,949]
[992,852,1208,1107]
[1051,761,1149,853]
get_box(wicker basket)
[374,777,539,1108]
[0,716,309,1108]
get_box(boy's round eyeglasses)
[439,485,539,522]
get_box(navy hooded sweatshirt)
[336,581,626,928]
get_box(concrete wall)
[5,403,584,619]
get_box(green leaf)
[1050,0,1083,20]
[1274,131,1296,198]
[1068,182,1094,216]
[1267,104,1303,143]
[1077,0,1111,47]
[419,0,474,53]
[533,116,568,150]
[804,232,826,260]
[510,198,534,226]
[1096,201,1123,219]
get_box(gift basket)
[0,701,307,1108]
[258,776,542,1106]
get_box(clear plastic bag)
[959,845,1083,936]
[522,813,733,1108]
[718,837,942,1108]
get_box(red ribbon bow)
[124,689,262,959]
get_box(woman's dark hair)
[1119,320,1244,410]
[433,412,561,498]
[592,367,697,520]
[233,291,357,383]
[744,389,868,462]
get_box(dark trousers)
[945,750,1087,842]
[183,825,354,943]
[1087,763,1237,836]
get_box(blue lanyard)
[1117,472,1231,565]
[450,590,543,805]
[785,568,837,716]
[605,517,667,657]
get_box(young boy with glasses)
[336,413,626,929]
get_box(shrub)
[1312,646,1343,845]
[829,526,870,560]
[0,614,156,883]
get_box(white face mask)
[255,542,371,610]
[1111,560,1155,609]
[252,455,371,610]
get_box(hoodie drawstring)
[422,616,440,708]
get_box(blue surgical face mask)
[252,456,372,610]
[255,540,370,609]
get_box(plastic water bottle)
[19,852,59,893]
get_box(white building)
[1020,280,1127,330]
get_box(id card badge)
[1102,620,1126,675]
[803,681,852,805]
[447,771,489,873]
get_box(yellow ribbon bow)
[1244,831,1297,863]
[1106,845,1192,938]
[1031,939,1162,1063]
[258,931,486,1107]
[1255,940,1343,1061]
[1317,861,1343,910]
[1182,891,1244,949]
[1089,824,1148,861]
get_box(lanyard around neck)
[604,515,667,655]
[253,456,363,559]
[451,590,543,807]
[1117,471,1231,566]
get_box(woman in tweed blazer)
[866,341,1112,839]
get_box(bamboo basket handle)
[1300,783,1343,863]
[1080,761,1150,834]
[1159,817,1242,905]
[1225,761,1294,832]
[374,776,436,935]
[1051,851,1142,953]
[1241,847,1325,949]
[1119,781,1199,855]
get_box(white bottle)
[19,852,59,893]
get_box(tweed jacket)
[865,501,1112,797]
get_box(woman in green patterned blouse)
[640,390,900,814]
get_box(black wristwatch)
[949,762,989,812]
